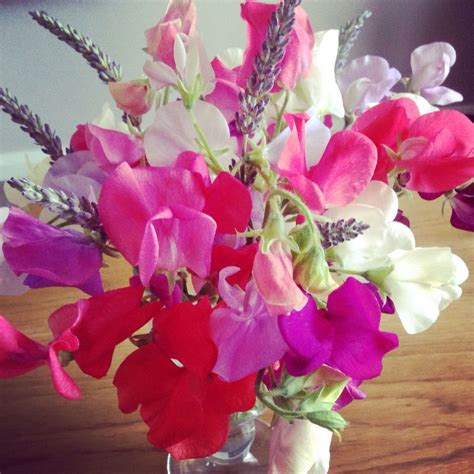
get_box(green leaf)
[306,410,348,435]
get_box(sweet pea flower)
[269,417,332,474]
[336,55,401,115]
[113,299,256,460]
[0,207,27,296]
[210,267,288,382]
[0,286,159,399]
[98,162,216,285]
[327,183,469,334]
[238,0,314,91]
[145,0,196,67]
[144,100,235,168]
[450,183,474,232]
[108,80,152,116]
[269,112,377,212]
[144,32,215,97]
[253,240,307,316]
[2,207,103,295]
[280,30,344,117]
[409,42,463,105]
[279,279,398,380]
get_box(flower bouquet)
[1,1,472,472]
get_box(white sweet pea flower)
[390,93,438,115]
[144,33,215,98]
[92,103,129,133]
[217,47,243,69]
[276,30,344,118]
[326,181,469,334]
[269,418,332,474]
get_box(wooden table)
[1,197,473,473]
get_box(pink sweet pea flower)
[98,162,216,285]
[278,278,399,380]
[2,207,103,295]
[70,123,144,171]
[210,267,288,382]
[253,241,307,316]
[409,42,463,106]
[108,80,152,116]
[276,113,377,211]
[145,0,196,67]
[396,110,474,193]
[352,98,420,181]
[0,286,159,399]
[238,1,314,91]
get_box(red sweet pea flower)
[0,286,159,399]
[113,299,256,460]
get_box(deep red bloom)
[0,286,158,399]
[114,299,256,460]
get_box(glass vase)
[167,410,271,473]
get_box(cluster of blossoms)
[1,1,472,472]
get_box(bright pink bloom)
[352,98,420,181]
[277,113,377,211]
[0,286,157,399]
[396,110,474,193]
[113,299,256,460]
[145,0,196,67]
[98,163,216,285]
[108,81,152,116]
[253,241,307,316]
[238,1,314,91]
[70,124,144,171]
[205,57,241,121]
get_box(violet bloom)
[450,184,474,232]
[210,267,288,382]
[337,55,401,115]
[42,151,108,202]
[409,42,463,105]
[2,207,103,295]
[279,278,398,380]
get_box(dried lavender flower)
[318,218,369,249]
[336,10,372,71]
[7,177,102,232]
[29,10,122,84]
[236,0,301,136]
[0,88,64,162]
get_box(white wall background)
[1,0,473,166]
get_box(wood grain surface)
[0,197,473,474]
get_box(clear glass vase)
[167,410,271,473]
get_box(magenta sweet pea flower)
[2,207,103,295]
[279,278,399,380]
[0,286,159,399]
[98,162,216,285]
[210,267,288,382]
[238,0,314,91]
[276,113,377,211]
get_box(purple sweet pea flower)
[365,282,396,314]
[450,184,474,232]
[210,267,288,382]
[394,209,411,228]
[43,151,108,202]
[409,42,463,105]
[279,278,399,380]
[334,378,366,410]
[2,207,103,295]
[336,55,401,115]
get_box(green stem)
[274,89,290,137]
[188,108,223,173]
